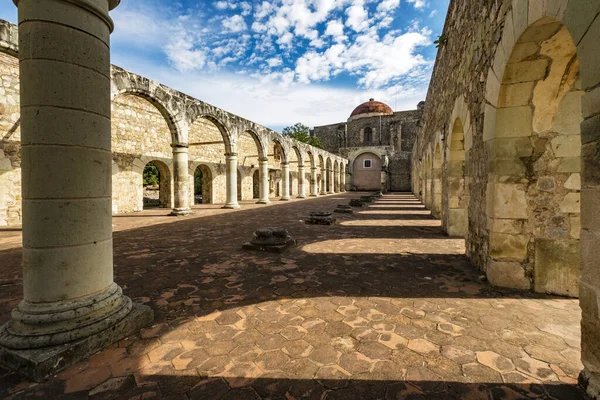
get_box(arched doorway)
[252,169,259,199]
[193,164,212,204]
[486,18,581,297]
[352,152,381,191]
[143,160,171,209]
[446,118,468,237]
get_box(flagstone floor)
[0,193,586,399]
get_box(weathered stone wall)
[313,109,421,191]
[411,2,600,392]
[0,18,347,224]
[0,51,20,226]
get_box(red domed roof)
[349,98,393,120]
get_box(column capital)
[225,152,238,157]
[281,161,289,166]
[13,0,120,31]
[259,157,269,162]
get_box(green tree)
[143,163,160,186]
[282,123,323,149]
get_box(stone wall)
[411,1,600,394]
[0,51,20,226]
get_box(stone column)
[0,0,152,382]
[297,165,306,198]
[256,157,270,204]
[223,152,240,209]
[281,162,290,201]
[320,167,327,195]
[341,167,346,192]
[311,167,319,196]
[170,145,192,216]
[334,169,340,193]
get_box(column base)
[169,208,192,216]
[0,302,153,382]
[296,195,306,199]
[280,197,290,201]
[222,204,241,209]
[256,200,270,204]
[310,194,318,197]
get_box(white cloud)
[345,0,369,32]
[324,19,346,42]
[222,15,247,33]
[267,57,283,68]
[407,0,427,9]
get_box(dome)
[349,98,393,121]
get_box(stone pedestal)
[297,165,306,198]
[0,0,153,382]
[335,205,354,214]
[170,145,192,216]
[281,162,290,201]
[242,227,296,253]
[350,199,365,207]
[305,212,336,225]
[310,167,319,197]
[223,152,240,209]
[256,158,270,204]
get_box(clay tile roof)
[350,98,393,118]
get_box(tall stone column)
[334,169,340,193]
[223,152,240,209]
[320,167,327,195]
[281,162,290,201]
[311,167,319,196]
[297,165,306,198]
[0,0,152,381]
[170,145,192,216]
[256,157,270,204]
[341,167,346,192]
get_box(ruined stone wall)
[0,52,20,226]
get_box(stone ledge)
[0,302,153,382]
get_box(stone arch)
[352,152,381,191]
[334,160,340,192]
[189,114,234,155]
[445,117,469,237]
[432,137,443,218]
[289,146,303,197]
[192,164,213,204]
[141,160,172,210]
[111,93,174,213]
[272,137,289,164]
[325,157,332,193]
[110,88,180,145]
[484,12,583,298]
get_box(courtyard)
[0,193,585,399]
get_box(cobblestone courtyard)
[0,193,585,399]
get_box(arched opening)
[252,169,259,199]
[486,18,581,297]
[325,158,332,192]
[238,131,263,201]
[111,93,174,213]
[143,161,171,209]
[237,168,243,201]
[289,146,300,197]
[446,118,468,237]
[364,127,373,144]
[334,161,340,192]
[352,152,381,191]
[193,164,212,204]
[270,140,287,199]
[318,155,325,194]
[432,141,442,218]
[188,116,231,205]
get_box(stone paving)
[0,193,587,399]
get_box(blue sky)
[0,0,449,131]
